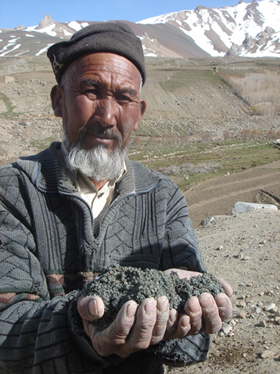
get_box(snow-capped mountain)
[138,0,280,58]
[0,0,279,59]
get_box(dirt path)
[184,160,280,228]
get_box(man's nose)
[95,97,118,127]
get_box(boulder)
[231,201,278,215]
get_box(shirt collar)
[77,162,127,195]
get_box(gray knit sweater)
[0,142,209,374]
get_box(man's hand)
[77,269,232,357]
[77,295,170,358]
[164,269,233,339]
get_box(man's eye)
[116,95,132,103]
[85,89,98,97]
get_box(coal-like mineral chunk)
[83,264,224,329]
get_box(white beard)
[64,133,125,182]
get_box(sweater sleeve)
[0,166,118,374]
[160,178,206,272]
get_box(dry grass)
[221,70,280,115]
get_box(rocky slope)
[0,55,279,165]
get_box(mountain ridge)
[0,0,279,58]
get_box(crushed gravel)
[83,264,224,329]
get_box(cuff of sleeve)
[145,333,210,367]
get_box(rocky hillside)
[0,55,280,165]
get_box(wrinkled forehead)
[61,52,142,90]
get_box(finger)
[216,277,233,297]
[215,293,232,321]
[184,296,203,335]
[128,298,157,351]
[150,296,169,345]
[164,308,178,340]
[92,300,138,357]
[77,295,105,321]
[199,293,221,334]
[166,313,191,339]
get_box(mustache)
[79,124,123,146]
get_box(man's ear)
[140,100,146,117]
[133,100,146,131]
[50,85,64,117]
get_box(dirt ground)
[165,210,280,374]
[167,162,280,374]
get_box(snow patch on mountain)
[68,21,82,31]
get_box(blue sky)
[0,0,247,29]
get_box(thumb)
[216,277,233,297]
[77,295,105,321]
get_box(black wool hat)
[47,22,146,85]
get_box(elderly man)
[0,23,232,374]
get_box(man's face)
[52,52,146,152]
